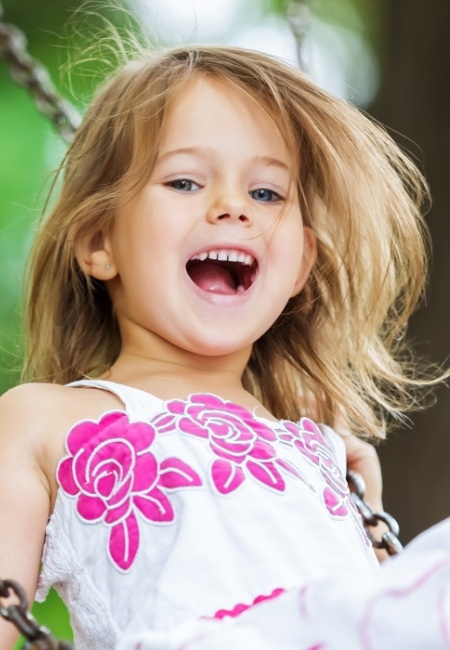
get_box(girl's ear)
[291,226,317,297]
[75,230,118,281]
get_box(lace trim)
[37,508,120,650]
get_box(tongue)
[188,262,237,295]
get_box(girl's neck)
[102,344,252,402]
[98,343,278,421]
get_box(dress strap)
[67,379,163,421]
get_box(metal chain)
[0,0,309,139]
[347,470,404,556]
[0,2,80,141]
[286,0,313,71]
[0,578,74,649]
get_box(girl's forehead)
[158,75,294,164]
[167,75,273,122]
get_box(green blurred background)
[1,0,450,645]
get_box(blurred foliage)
[1,2,112,643]
[0,0,378,645]
[0,76,51,394]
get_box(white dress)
[121,518,450,650]
[36,379,378,649]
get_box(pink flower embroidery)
[279,418,349,517]
[57,411,202,571]
[152,394,296,494]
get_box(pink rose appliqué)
[151,394,301,495]
[57,411,202,571]
[279,418,350,517]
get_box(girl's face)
[103,76,316,360]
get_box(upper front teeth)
[191,249,255,266]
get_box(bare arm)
[0,387,51,649]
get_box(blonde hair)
[23,44,438,438]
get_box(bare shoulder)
[0,380,117,411]
[0,382,123,492]
[0,381,123,435]
[0,383,78,483]
[1,381,76,423]
[0,383,64,449]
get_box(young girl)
[0,45,448,650]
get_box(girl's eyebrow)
[156,146,290,172]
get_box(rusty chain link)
[0,2,80,141]
[347,470,404,556]
[0,578,74,649]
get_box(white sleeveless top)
[36,380,378,649]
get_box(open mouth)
[186,248,258,295]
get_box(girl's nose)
[206,189,252,225]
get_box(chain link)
[0,2,80,141]
[0,578,74,649]
[286,0,313,70]
[347,470,404,556]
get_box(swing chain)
[0,578,74,649]
[0,2,80,141]
[286,0,313,70]
[347,470,404,556]
[0,0,312,139]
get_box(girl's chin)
[171,330,256,359]
[184,340,254,359]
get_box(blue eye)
[250,188,282,203]
[167,179,200,192]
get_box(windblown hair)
[23,44,438,438]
